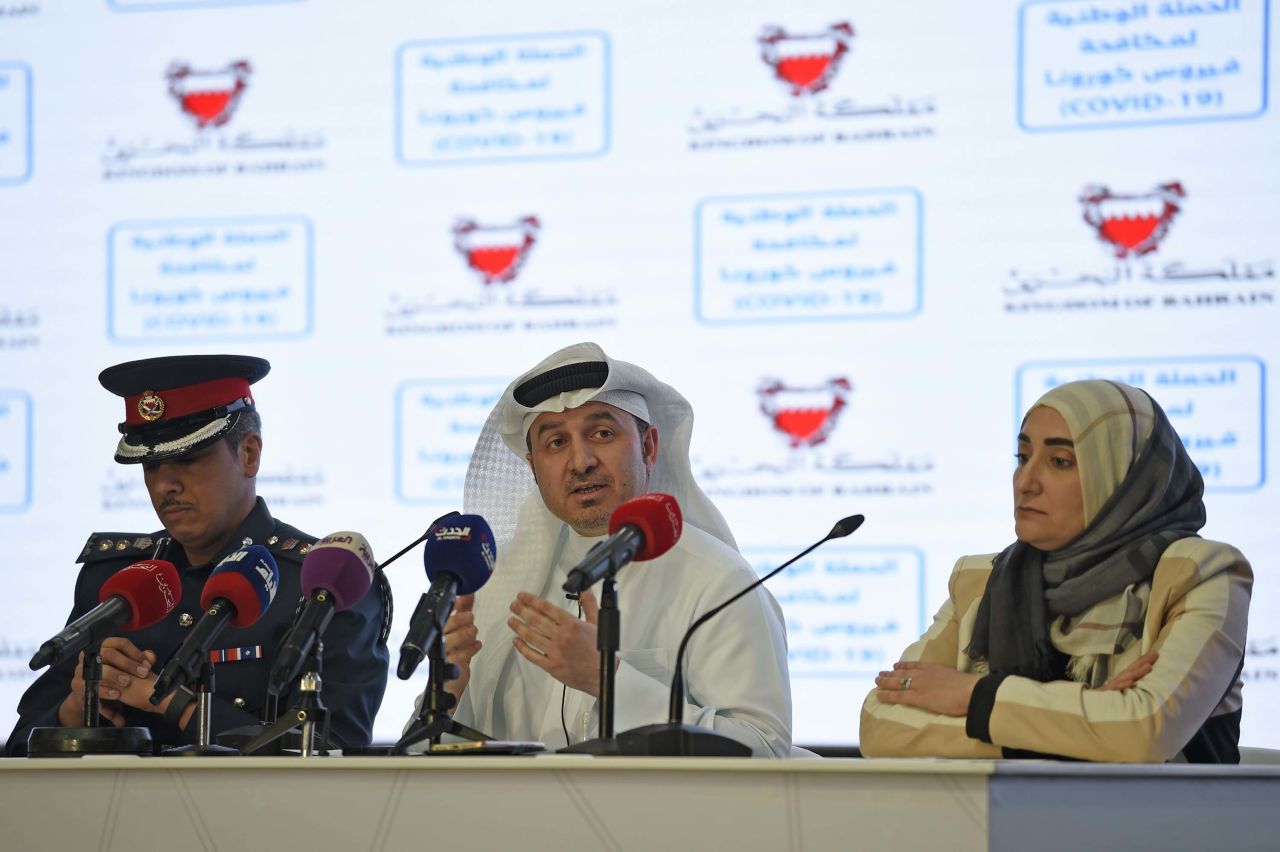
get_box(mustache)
[567,474,611,492]
[158,499,195,511]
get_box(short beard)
[570,506,611,536]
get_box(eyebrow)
[1017,432,1075,448]
[533,409,622,439]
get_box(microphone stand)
[164,660,237,756]
[26,641,154,757]
[558,575,623,755]
[239,642,331,757]
[615,514,864,756]
[375,510,461,572]
[393,631,489,754]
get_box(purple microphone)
[268,532,377,695]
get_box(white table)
[1,755,1276,851]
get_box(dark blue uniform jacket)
[5,498,390,755]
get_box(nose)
[1013,460,1040,496]
[568,436,597,475]
[147,463,183,497]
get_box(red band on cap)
[123,377,252,426]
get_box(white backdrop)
[0,0,1276,748]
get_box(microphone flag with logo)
[29,560,182,670]
[151,545,279,702]
[562,493,682,595]
[268,531,377,694]
[397,514,495,680]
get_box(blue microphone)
[151,545,280,702]
[397,515,495,679]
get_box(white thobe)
[454,523,793,756]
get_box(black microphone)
[397,514,495,680]
[29,560,182,670]
[151,546,279,702]
[267,532,377,695]
[616,514,865,756]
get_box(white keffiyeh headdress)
[459,342,737,722]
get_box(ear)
[641,425,659,473]
[240,433,263,478]
[525,452,537,484]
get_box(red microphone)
[562,493,683,594]
[29,560,182,669]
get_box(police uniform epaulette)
[77,532,160,563]
[262,523,318,566]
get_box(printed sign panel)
[107,217,314,342]
[396,380,505,504]
[695,188,923,324]
[0,62,32,185]
[396,31,610,166]
[0,392,32,512]
[1018,0,1269,131]
[1016,356,1266,490]
[742,545,925,678]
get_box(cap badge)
[138,391,166,422]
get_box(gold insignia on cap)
[116,540,129,551]
[299,544,310,555]
[98,539,113,551]
[138,391,165,422]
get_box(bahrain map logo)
[166,60,252,129]
[757,377,852,448]
[452,217,541,284]
[1079,182,1185,258]
[758,23,854,96]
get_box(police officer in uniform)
[5,355,390,755]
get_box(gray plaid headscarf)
[968,380,1206,684]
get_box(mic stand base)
[164,743,239,757]
[163,659,236,757]
[393,631,490,754]
[557,736,620,756]
[27,641,155,757]
[240,646,331,757]
[393,718,489,754]
[26,726,153,757]
[614,723,751,757]
[215,724,285,754]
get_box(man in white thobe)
[409,342,791,756]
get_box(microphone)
[397,514,495,680]
[267,532,376,695]
[561,494,682,595]
[29,561,182,670]
[617,514,865,757]
[150,545,279,702]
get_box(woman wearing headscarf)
[859,380,1251,762]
